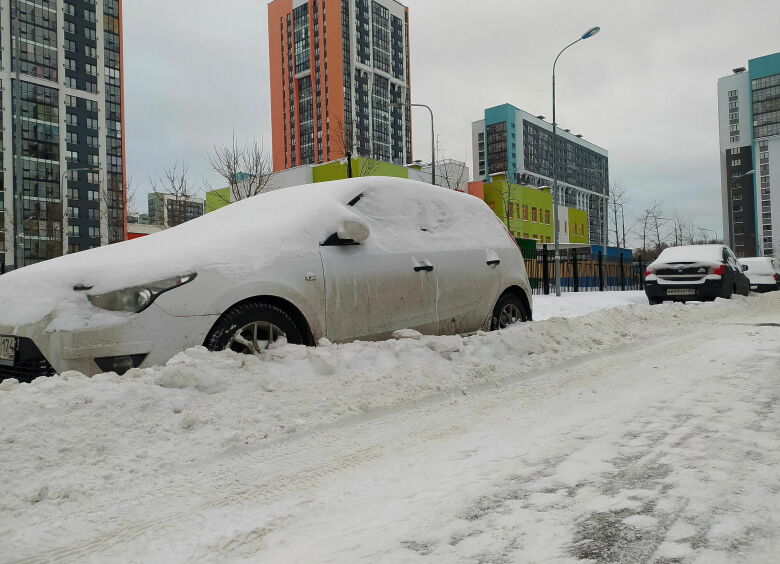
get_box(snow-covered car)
[644,244,750,305]
[0,177,532,380]
[739,257,780,293]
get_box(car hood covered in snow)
[0,178,373,328]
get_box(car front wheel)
[205,302,303,354]
[490,293,530,330]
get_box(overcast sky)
[125,0,780,241]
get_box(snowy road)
[2,292,780,563]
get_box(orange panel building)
[268,0,412,171]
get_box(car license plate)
[0,336,17,365]
[666,288,695,296]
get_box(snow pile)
[0,292,773,518]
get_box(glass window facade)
[522,120,609,195]
[752,74,780,139]
[4,0,125,269]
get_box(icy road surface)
[1,291,779,563]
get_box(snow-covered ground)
[533,289,649,320]
[1,291,779,563]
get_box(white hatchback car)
[739,257,780,293]
[0,177,532,380]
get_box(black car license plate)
[0,336,17,365]
[666,288,696,296]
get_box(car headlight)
[88,273,197,313]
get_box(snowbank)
[0,292,773,518]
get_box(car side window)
[724,248,738,270]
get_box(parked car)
[0,177,533,381]
[739,257,780,292]
[644,244,750,305]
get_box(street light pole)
[390,102,435,186]
[551,26,600,297]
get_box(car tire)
[648,298,662,305]
[205,301,304,354]
[490,293,530,330]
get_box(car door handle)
[414,265,434,272]
[487,260,501,266]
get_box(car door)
[319,191,438,343]
[724,248,748,294]
[420,197,503,334]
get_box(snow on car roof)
[0,177,502,327]
[654,245,724,264]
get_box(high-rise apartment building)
[148,192,204,228]
[0,0,125,272]
[472,104,609,246]
[718,52,780,258]
[267,0,411,171]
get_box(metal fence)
[523,246,646,295]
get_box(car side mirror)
[337,219,370,244]
[742,264,748,271]
[322,219,370,246]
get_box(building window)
[522,205,528,221]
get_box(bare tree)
[502,174,522,236]
[41,200,63,260]
[99,175,130,244]
[636,201,663,255]
[435,153,469,191]
[669,211,691,247]
[332,115,355,161]
[331,116,384,177]
[150,163,200,228]
[608,181,629,249]
[208,136,274,205]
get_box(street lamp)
[698,227,718,243]
[551,25,600,297]
[390,102,435,186]
[61,166,100,253]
